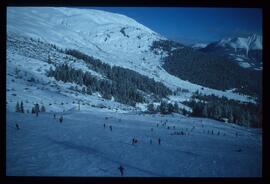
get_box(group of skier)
[103,123,112,131]
[53,113,63,123]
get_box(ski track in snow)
[7,110,262,177]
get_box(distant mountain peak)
[191,43,208,49]
[217,34,262,51]
[200,34,262,70]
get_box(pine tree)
[41,105,46,112]
[160,101,169,114]
[182,108,188,116]
[16,102,20,112]
[82,87,86,94]
[173,102,179,113]
[20,101,24,113]
[202,104,208,117]
[168,103,174,114]
[147,103,155,113]
[48,56,52,64]
[87,86,92,95]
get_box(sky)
[86,7,262,45]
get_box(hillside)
[6,7,262,177]
[150,40,262,97]
[200,34,262,70]
[7,7,256,103]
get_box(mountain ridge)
[7,7,255,103]
[200,34,262,70]
[216,34,262,51]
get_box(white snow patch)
[239,62,251,68]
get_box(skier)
[59,116,63,123]
[35,103,39,117]
[158,138,161,145]
[103,123,106,128]
[16,123,20,130]
[118,165,124,176]
[109,125,112,131]
[53,114,56,119]
[237,148,242,152]
[31,107,35,114]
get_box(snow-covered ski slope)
[6,7,262,177]
[7,7,256,103]
[7,110,261,176]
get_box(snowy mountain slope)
[7,110,262,176]
[217,34,262,51]
[7,33,136,114]
[7,7,255,103]
[6,7,262,177]
[7,7,162,61]
[200,34,262,70]
[191,43,208,49]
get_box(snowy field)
[6,109,262,177]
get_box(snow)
[235,57,244,62]
[254,67,262,71]
[218,34,262,51]
[225,88,237,93]
[135,103,148,112]
[6,49,133,114]
[6,110,262,177]
[6,7,262,177]
[7,7,256,103]
[217,34,262,57]
[192,43,208,49]
[239,62,252,68]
